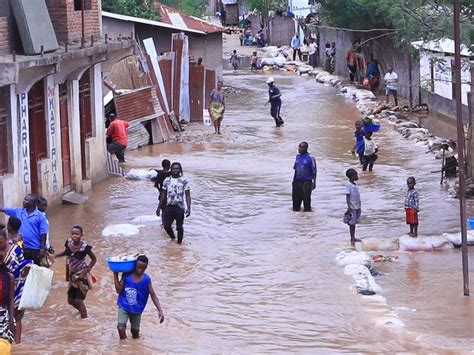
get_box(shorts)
[117,307,142,331]
[385,88,397,96]
[67,286,86,300]
[405,208,418,225]
[344,209,361,226]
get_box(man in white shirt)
[384,66,399,106]
[307,39,318,68]
[291,34,302,61]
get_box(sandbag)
[335,250,372,268]
[344,264,382,293]
[102,224,145,237]
[399,235,453,252]
[358,238,399,252]
[125,169,157,180]
[18,265,54,310]
[444,231,474,247]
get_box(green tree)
[102,0,161,21]
[319,0,472,45]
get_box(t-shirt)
[106,119,130,146]
[64,239,92,272]
[4,208,48,250]
[268,86,281,106]
[162,176,190,211]
[210,89,225,104]
[346,182,361,209]
[384,72,398,90]
[291,36,301,49]
[308,43,317,55]
[293,153,317,182]
[364,138,377,156]
[117,273,151,315]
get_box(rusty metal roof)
[153,2,225,34]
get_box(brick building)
[0,0,135,208]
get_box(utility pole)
[453,0,470,296]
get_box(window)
[74,0,92,11]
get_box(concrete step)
[62,191,89,205]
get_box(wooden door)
[28,80,47,195]
[205,69,216,109]
[59,83,71,191]
[0,87,9,175]
[189,64,204,122]
[79,70,92,180]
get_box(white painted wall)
[419,50,471,106]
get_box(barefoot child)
[345,169,361,246]
[114,255,164,340]
[363,131,378,171]
[404,177,419,237]
[55,226,96,318]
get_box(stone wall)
[319,27,420,104]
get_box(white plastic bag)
[18,264,54,310]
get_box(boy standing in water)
[114,255,164,340]
[363,131,378,172]
[404,177,419,237]
[345,169,361,246]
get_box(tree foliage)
[246,0,288,13]
[102,0,161,21]
[319,0,472,44]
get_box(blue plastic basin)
[106,258,137,273]
[467,217,474,229]
[364,124,380,132]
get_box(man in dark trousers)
[266,77,284,127]
[0,194,48,264]
[292,142,317,212]
[106,113,130,163]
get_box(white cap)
[266,77,275,84]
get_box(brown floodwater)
[15,73,474,353]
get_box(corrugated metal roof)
[153,2,225,34]
[102,11,206,35]
[412,38,471,57]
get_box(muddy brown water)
[16,74,474,353]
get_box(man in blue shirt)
[1,194,48,265]
[266,77,284,127]
[291,34,302,61]
[293,142,317,212]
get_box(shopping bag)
[18,264,54,310]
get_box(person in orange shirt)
[106,113,129,163]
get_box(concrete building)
[413,39,472,121]
[0,0,135,208]
[102,2,225,77]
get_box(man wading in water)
[156,163,191,244]
[266,77,284,127]
[292,142,317,212]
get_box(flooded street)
[18,73,474,353]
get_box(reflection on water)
[16,73,474,353]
